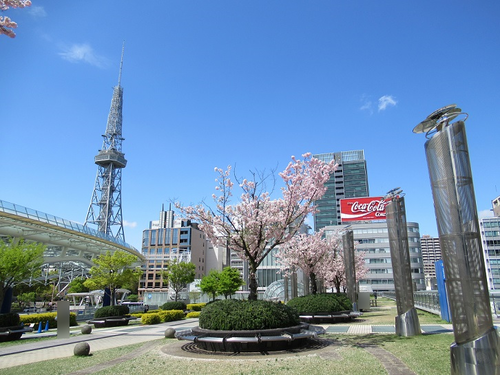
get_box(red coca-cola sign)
[340,196,390,222]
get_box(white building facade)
[324,222,425,293]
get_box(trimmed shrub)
[159,310,185,322]
[161,301,186,311]
[186,311,201,319]
[199,300,299,330]
[186,303,206,311]
[141,313,161,325]
[20,312,78,328]
[287,293,352,314]
[94,305,130,318]
[0,313,21,327]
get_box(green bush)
[141,313,161,325]
[186,303,206,311]
[199,300,299,330]
[0,313,21,327]
[19,312,78,328]
[287,293,352,314]
[186,311,201,318]
[161,301,186,311]
[94,305,130,318]
[159,310,185,322]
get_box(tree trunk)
[248,270,258,301]
[0,287,12,314]
[310,272,318,295]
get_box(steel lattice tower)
[84,45,127,242]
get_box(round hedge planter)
[179,323,322,352]
[0,326,24,342]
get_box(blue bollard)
[37,321,42,333]
[44,321,49,332]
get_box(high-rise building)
[313,150,369,231]
[138,206,210,303]
[420,235,442,290]
[480,197,500,291]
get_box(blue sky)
[1,1,499,250]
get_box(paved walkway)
[0,319,197,370]
[0,319,457,371]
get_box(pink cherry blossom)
[178,153,337,300]
[1,0,32,38]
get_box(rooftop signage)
[340,196,391,222]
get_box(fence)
[382,291,500,319]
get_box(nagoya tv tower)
[84,44,127,242]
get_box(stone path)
[361,345,417,375]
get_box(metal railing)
[382,291,500,319]
[0,200,136,251]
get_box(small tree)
[163,259,196,302]
[84,251,141,306]
[218,267,244,299]
[199,269,221,301]
[67,277,90,294]
[16,291,35,309]
[0,238,45,313]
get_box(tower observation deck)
[84,45,127,242]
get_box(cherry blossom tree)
[0,0,31,38]
[276,229,333,295]
[179,153,337,300]
[322,233,368,294]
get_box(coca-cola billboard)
[340,196,391,222]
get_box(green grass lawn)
[0,298,454,375]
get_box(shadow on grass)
[327,333,399,348]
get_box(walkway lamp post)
[413,105,499,374]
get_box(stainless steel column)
[415,105,499,374]
[386,195,421,336]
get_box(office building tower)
[480,197,500,290]
[420,235,442,290]
[139,206,210,304]
[313,150,369,231]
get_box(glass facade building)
[313,150,369,231]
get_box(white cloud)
[29,6,47,18]
[59,43,109,68]
[359,94,373,114]
[378,95,397,111]
[123,220,137,228]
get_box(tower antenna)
[118,41,125,86]
[84,45,127,242]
